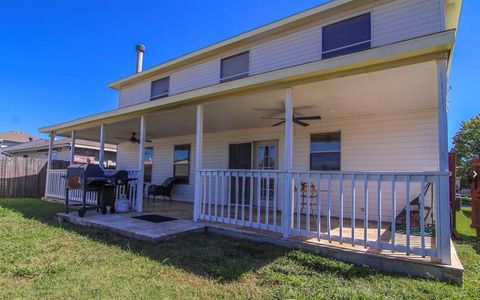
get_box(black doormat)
[132,214,177,223]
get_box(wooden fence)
[0,157,68,198]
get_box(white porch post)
[135,116,146,212]
[282,88,293,238]
[45,132,56,197]
[99,124,105,168]
[436,59,451,264]
[193,104,204,222]
[47,132,56,170]
[69,130,76,165]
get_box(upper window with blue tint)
[322,13,371,59]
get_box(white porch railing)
[198,169,448,260]
[45,169,141,209]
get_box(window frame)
[321,12,371,59]
[173,144,191,184]
[144,147,154,183]
[310,132,341,171]
[150,76,170,100]
[220,51,250,83]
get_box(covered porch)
[43,58,452,266]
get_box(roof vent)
[136,44,145,73]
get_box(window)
[144,147,154,183]
[150,77,169,100]
[173,144,190,184]
[310,132,341,171]
[220,51,249,82]
[322,13,371,59]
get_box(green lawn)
[0,198,478,299]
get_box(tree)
[452,113,480,185]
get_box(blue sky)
[0,0,478,148]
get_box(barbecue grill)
[65,164,135,217]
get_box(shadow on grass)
[0,198,450,284]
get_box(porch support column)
[45,132,56,197]
[282,88,293,238]
[436,59,451,264]
[99,124,105,168]
[69,130,76,165]
[193,104,204,222]
[47,132,55,170]
[135,116,146,212]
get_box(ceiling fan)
[115,132,152,144]
[262,115,321,127]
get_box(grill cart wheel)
[78,208,86,217]
[101,206,108,215]
[109,207,116,214]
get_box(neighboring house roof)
[0,130,40,143]
[2,138,117,154]
[108,0,462,90]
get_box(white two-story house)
[41,0,463,278]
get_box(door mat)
[132,214,177,223]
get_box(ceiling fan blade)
[293,119,309,127]
[145,139,152,143]
[272,120,285,127]
[295,115,321,121]
[261,117,285,120]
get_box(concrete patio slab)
[56,211,206,242]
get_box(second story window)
[322,13,371,59]
[220,51,249,82]
[150,77,169,100]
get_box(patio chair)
[147,177,176,202]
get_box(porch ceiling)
[66,61,438,144]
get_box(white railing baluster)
[227,173,232,222]
[316,175,321,241]
[234,172,239,223]
[214,171,219,221]
[306,174,311,233]
[296,174,301,232]
[241,171,246,225]
[201,173,206,219]
[339,174,344,244]
[208,171,212,218]
[273,172,278,229]
[221,172,225,222]
[363,175,368,248]
[249,172,253,224]
[351,175,356,246]
[377,175,382,249]
[327,175,332,242]
[420,176,426,257]
[265,172,270,228]
[256,174,261,227]
[391,176,396,252]
[406,176,411,255]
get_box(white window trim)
[322,39,371,55]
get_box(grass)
[0,198,478,299]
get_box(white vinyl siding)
[170,59,220,95]
[118,0,443,108]
[372,0,443,47]
[115,108,438,222]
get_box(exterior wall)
[118,0,444,108]
[116,108,439,222]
